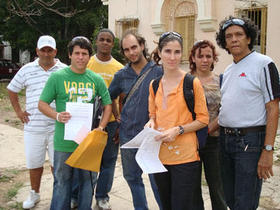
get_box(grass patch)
[0,83,9,99]
[6,169,20,176]
[0,175,12,183]
[0,82,25,97]
[4,106,13,112]
[6,182,23,200]
[8,202,23,209]
[0,169,20,183]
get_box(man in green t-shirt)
[38,36,112,210]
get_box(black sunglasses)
[222,18,245,30]
[72,36,91,44]
[159,31,182,44]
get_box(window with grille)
[239,7,267,54]
[174,16,195,62]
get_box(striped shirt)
[7,58,67,132]
[219,51,280,127]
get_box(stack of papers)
[121,128,167,174]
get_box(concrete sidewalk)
[1,123,280,209]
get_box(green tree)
[1,0,108,64]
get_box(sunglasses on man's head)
[159,31,182,44]
[222,18,245,30]
[72,36,91,44]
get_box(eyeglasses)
[222,18,245,30]
[72,36,91,44]
[159,31,182,44]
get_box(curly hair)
[120,29,150,61]
[188,40,218,74]
[189,40,218,74]
[152,32,183,65]
[216,16,258,54]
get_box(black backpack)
[152,74,208,150]
[91,96,103,130]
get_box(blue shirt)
[109,61,163,143]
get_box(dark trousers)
[220,130,264,210]
[154,161,200,210]
[193,136,227,210]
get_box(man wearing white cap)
[7,35,67,209]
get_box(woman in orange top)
[145,32,209,210]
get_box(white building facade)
[102,0,280,73]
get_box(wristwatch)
[263,145,274,151]
[178,126,184,135]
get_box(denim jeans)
[50,151,97,210]
[95,121,119,201]
[193,136,227,210]
[154,161,200,210]
[120,146,162,210]
[71,122,119,203]
[219,129,264,210]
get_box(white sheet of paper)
[74,125,90,144]
[64,102,93,141]
[121,128,167,174]
[136,136,167,174]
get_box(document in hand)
[121,128,167,174]
[64,102,93,141]
[65,129,108,172]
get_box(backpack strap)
[183,74,196,120]
[183,74,208,150]
[152,76,163,95]
[152,74,196,120]
[219,73,223,88]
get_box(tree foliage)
[0,0,108,64]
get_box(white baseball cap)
[37,35,56,50]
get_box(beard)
[129,54,144,65]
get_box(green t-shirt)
[40,67,112,152]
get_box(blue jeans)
[50,151,97,210]
[120,146,162,210]
[72,122,119,202]
[154,161,200,210]
[95,121,119,201]
[220,129,264,210]
[193,136,227,210]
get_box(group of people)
[7,15,279,210]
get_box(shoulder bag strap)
[123,65,154,105]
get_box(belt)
[221,126,266,136]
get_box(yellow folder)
[65,129,108,172]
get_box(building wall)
[266,0,280,68]
[193,0,235,73]
[108,0,159,52]
[107,0,279,72]
[2,41,12,60]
